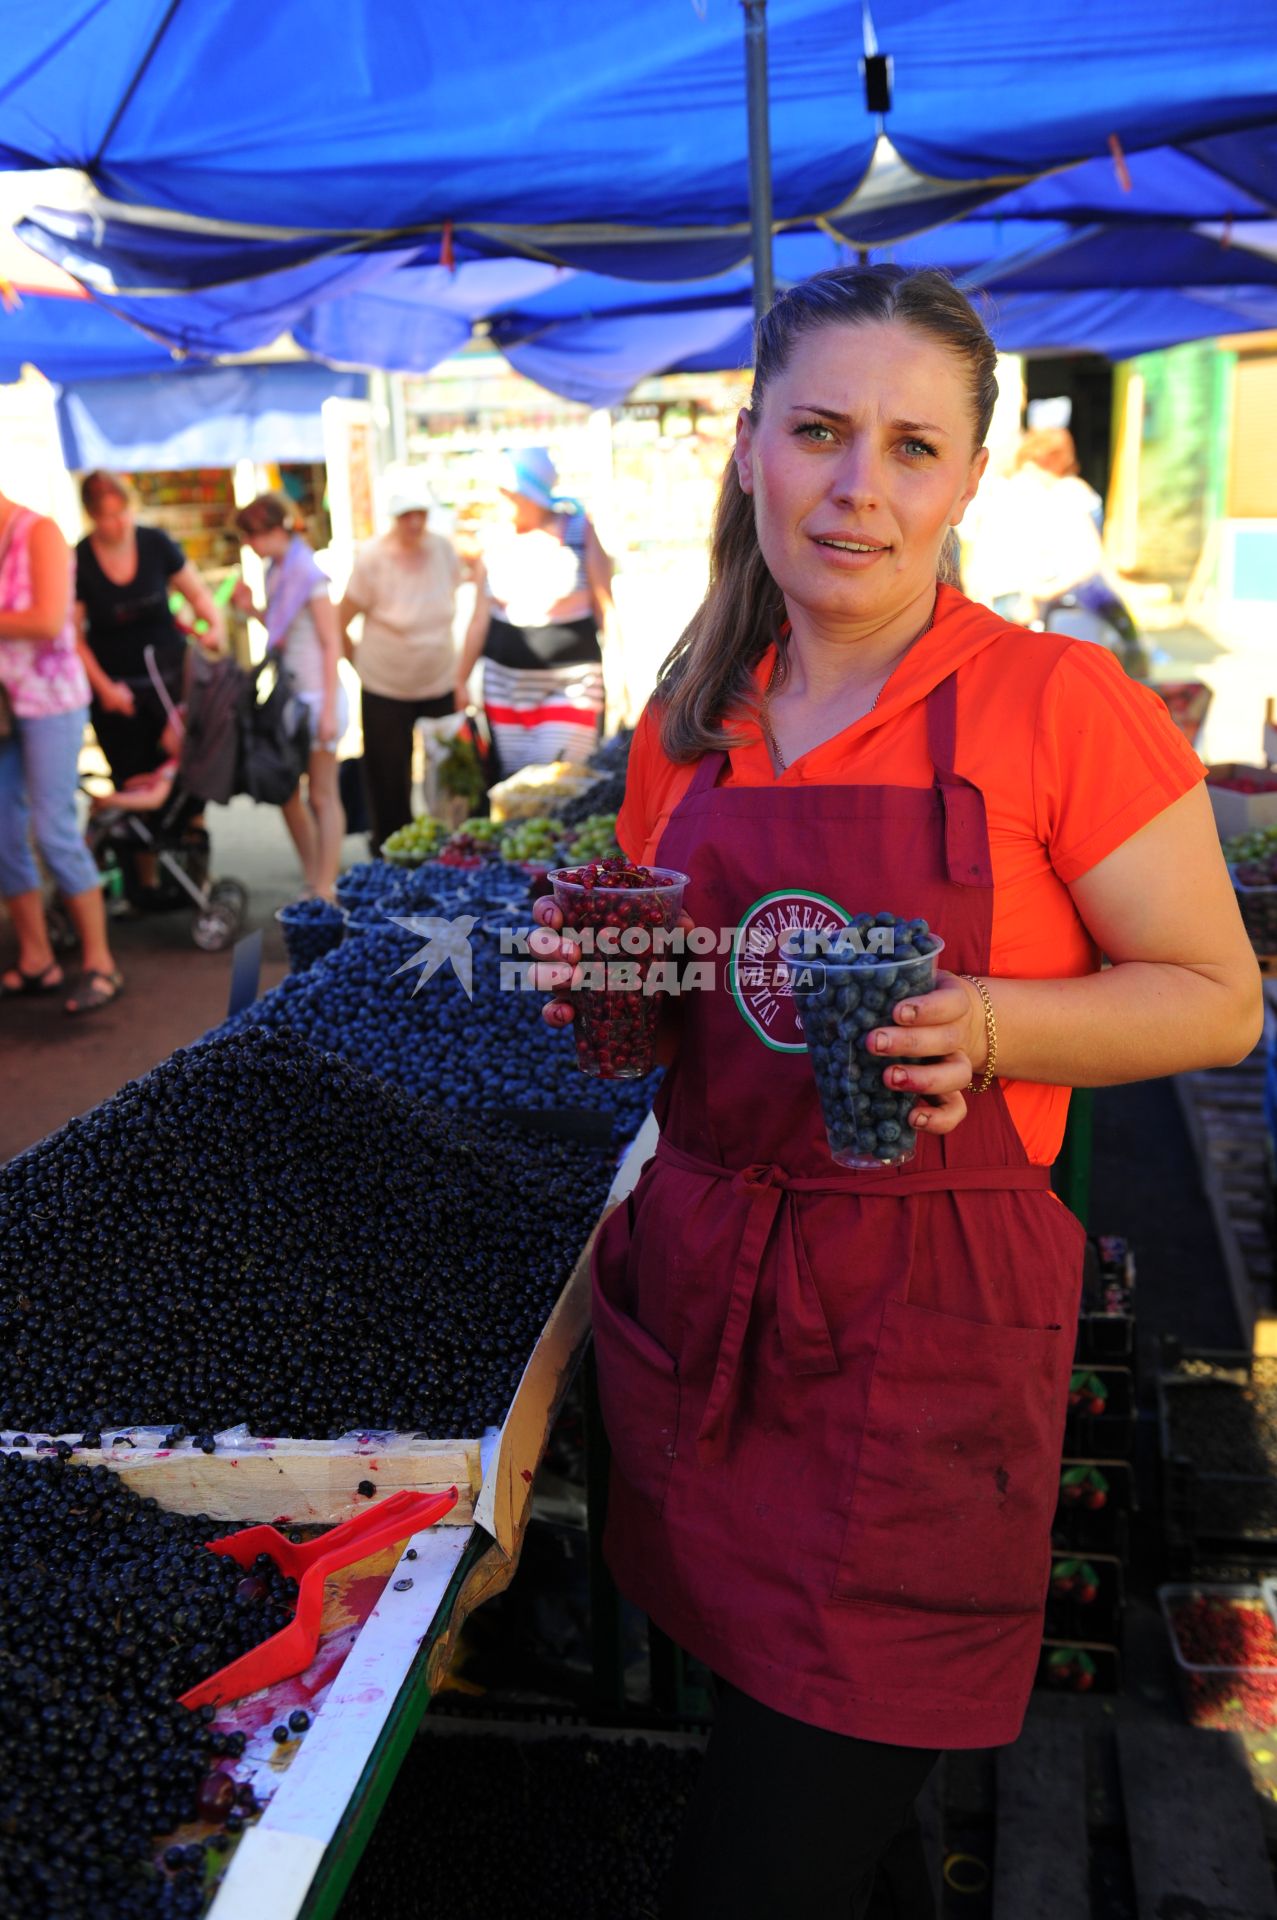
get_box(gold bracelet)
[962,974,998,1093]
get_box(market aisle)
[0,797,366,1163]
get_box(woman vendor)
[531,265,1261,1917]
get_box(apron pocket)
[831,1296,1071,1615]
[591,1223,681,1516]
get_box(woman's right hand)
[100,679,136,716]
[230,579,254,615]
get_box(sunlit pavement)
[0,798,367,1164]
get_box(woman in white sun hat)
[456,446,614,777]
[338,477,486,851]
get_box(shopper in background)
[962,428,1108,620]
[232,493,345,899]
[0,490,122,1012]
[337,480,485,851]
[454,447,612,777]
[75,471,223,786]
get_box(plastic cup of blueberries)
[781,919,945,1169]
[549,865,689,1079]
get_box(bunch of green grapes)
[564,813,620,864]
[458,817,503,845]
[1224,823,1277,866]
[499,817,563,865]
[381,816,446,864]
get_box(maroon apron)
[591,668,1085,1750]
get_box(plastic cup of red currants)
[782,914,945,1169]
[549,860,690,1080]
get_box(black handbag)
[239,658,310,804]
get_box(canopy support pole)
[741,0,775,322]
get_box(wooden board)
[993,1719,1088,1920]
[12,1434,484,1525]
[1118,1723,1277,1920]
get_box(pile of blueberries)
[208,897,660,1146]
[0,1026,613,1438]
[340,1727,699,1920]
[788,914,945,1167]
[334,861,402,915]
[381,858,533,918]
[276,896,346,973]
[0,1452,285,1920]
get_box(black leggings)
[664,1679,939,1920]
[359,686,456,851]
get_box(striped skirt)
[482,657,605,776]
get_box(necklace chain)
[760,607,936,775]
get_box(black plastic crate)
[1036,1638,1122,1696]
[1063,1366,1137,1459]
[1075,1311,1136,1369]
[1053,1458,1135,1560]
[1158,1347,1277,1561]
[1044,1551,1125,1647]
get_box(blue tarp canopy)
[54,362,366,471]
[1,2,1276,276]
[0,286,174,381]
[5,1,1277,406]
[13,215,1277,408]
[8,225,1277,410]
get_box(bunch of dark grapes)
[207,913,660,1146]
[552,770,627,829]
[0,1027,613,1437]
[587,729,633,778]
[0,1453,288,1920]
[337,1729,700,1919]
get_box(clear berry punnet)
[550,862,689,1080]
[782,915,945,1169]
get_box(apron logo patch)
[728,889,849,1052]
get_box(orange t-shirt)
[617,586,1204,1165]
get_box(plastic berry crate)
[1063,1366,1137,1459]
[1036,1638,1121,1696]
[1044,1551,1125,1647]
[1159,1582,1277,1731]
[1052,1458,1135,1560]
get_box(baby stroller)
[84,783,249,953]
[79,646,254,952]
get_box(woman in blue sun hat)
[457,447,614,777]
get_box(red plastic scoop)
[179,1486,459,1710]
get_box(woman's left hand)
[318,704,338,749]
[865,971,987,1135]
